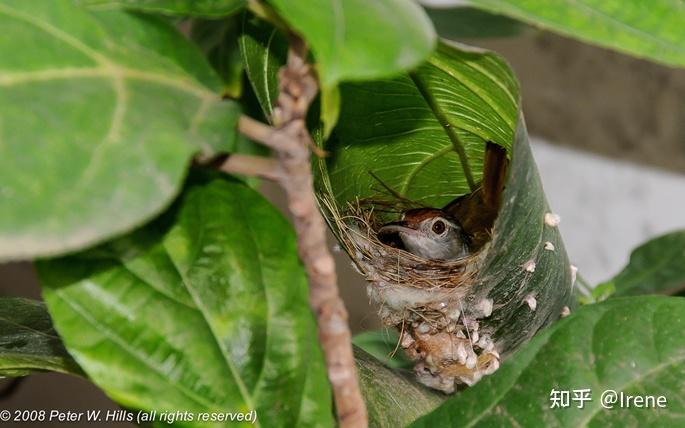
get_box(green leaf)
[320,84,340,140]
[577,280,615,305]
[317,40,573,387]
[602,230,685,298]
[239,13,288,121]
[467,0,685,68]
[355,347,445,428]
[190,17,244,98]
[0,1,242,261]
[411,296,685,427]
[37,174,333,427]
[352,330,413,370]
[425,6,527,39]
[268,0,437,88]
[326,41,519,208]
[81,0,246,17]
[238,16,341,134]
[0,298,82,377]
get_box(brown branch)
[218,154,282,181]
[238,116,278,150]
[236,38,368,427]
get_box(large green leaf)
[602,230,685,298]
[268,0,437,88]
[37,174,333,427]
[354,347,445,428]
[467,0,685,68]
[81,0,246,17]
[0,298,82,377]
[425,6,527,39]
[326,41,519,208]
[190,17,244,99]
[0,1,242,261]
[411,296,685,427]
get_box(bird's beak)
[378,221,417,238]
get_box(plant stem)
[218,154,282,181]
[234,37,368,428]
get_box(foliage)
[352,330,413,370]
[425,7,526,39]
[326,41,518,209]
[0,298,81,377]
[81,0,247,17]
[465,0,685,68]
[412,296,685,427]
[601,230,685,298]
[37,174,333,427]
[0,0,684,427]
[355,347,444,427]
[0,0,241,260]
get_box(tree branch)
[218,154,282,181]
[235,37,368,427]
[238,116,283,150]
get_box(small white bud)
[455,342,468,364]
[544,241,555,251]
[523,260,536,273]
[561,306,571,318]
[465,353,477,369]
[544,212,561,227]
[545,213,561,227]
[474,298,493,318]
[524,294,537,311]
[400,333,415,348]
[570,264,578,285]
[477,334,492,350]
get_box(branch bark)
[218,154,282,181]
[236,38,368,427]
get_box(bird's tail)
[481,141,509,210]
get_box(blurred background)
[2,8,685,426]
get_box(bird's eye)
[432,219,446,234]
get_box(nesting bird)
[378,209,471,260]
[378,142,509,260]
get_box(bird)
[377,208,471,260]
[378,142,509,260]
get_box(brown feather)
[443,142,509,250]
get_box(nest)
[322,196,501,393]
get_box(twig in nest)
[224,37,368,427]
[368,170,412,203]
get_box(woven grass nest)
[322,196,501,393]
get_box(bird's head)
[378,208,471,260]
